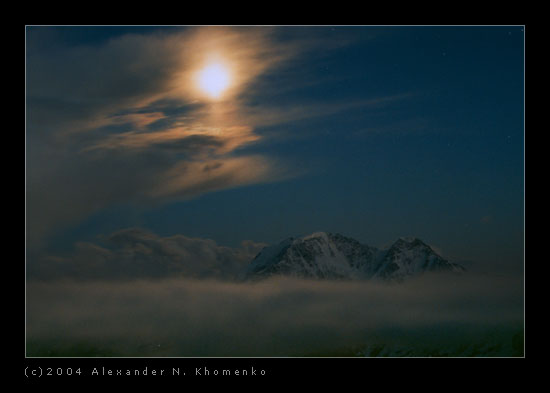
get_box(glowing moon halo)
[196,62,231,99]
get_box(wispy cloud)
[149,155,291,201]
[26,27,408,247]
[26,27,303,245]
[86,125,259,155]
[30,227,266,280]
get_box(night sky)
[26,26,524,277]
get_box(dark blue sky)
[26,26,524,274]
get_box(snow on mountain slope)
[244,232,464,281]
[375,237,465,280]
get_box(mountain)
[243,232,465,281]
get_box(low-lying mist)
[26,273,524,357]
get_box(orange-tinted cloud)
[149,155,288,201]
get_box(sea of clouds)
[26,273,523,357]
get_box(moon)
[196,62,231,99]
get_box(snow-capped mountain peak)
[244,232,464,281]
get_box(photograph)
[25,25,524,362]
